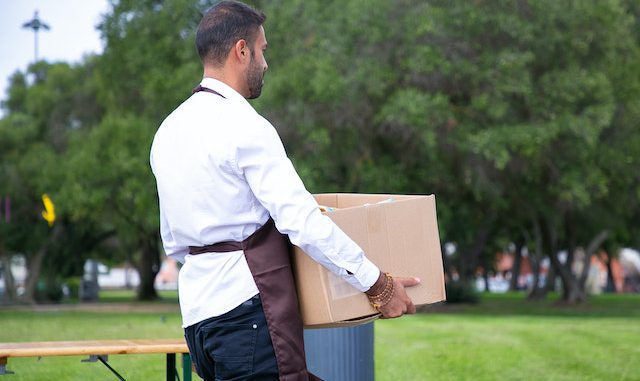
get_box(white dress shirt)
[150,77,380,328]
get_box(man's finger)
[407,301,416,314]
[398,276,421,287]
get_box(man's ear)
[234,39,249,62]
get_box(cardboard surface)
[293,194,446,328]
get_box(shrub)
[445,280,480,304]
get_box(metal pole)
[304,322,374,381]
[34,29,38,61]
[22,10,50,63]
[166,353,175,381]
[182,353,192,381]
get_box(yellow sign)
[41,194,55,227]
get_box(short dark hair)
[196,1,266,66]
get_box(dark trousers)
[184,295,279,381]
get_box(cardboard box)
[292,193,446,328]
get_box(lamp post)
[22,10,50,62]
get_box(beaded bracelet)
[367,273,394,311]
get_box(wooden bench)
[0,339,192,381]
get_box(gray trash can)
[79,279,99,301]
[304,322,374,381]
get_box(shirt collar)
[199,77,249,104]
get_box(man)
[150,1,419,380]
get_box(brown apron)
[190,219,321,381]
[190,85,320,380]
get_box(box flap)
[314,193,421,209]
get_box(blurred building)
[491,248,640,294]
[95,258,179,290]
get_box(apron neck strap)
[192,84,226,98]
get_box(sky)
[0,0,110,114]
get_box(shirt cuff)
[165,248,189,264]
[348,257,380,292]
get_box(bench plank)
[0,339,189,358]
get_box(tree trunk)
[0,250,17,303]
[20,225,64,304]
[441,242,453,281]
[549,250,587,303]
[0,233,17,303]
[529,263,549,300]
[604,251,616,293]
[136,235,160,301]
[545,264,556,293]
[527,219,548,300]
[509,238,524,291]
[552,230,608,304]
[563,278,587,303]
[21,248,46,304]
[548,246,581,303]
[482,265,490,292]
[528,257,541,297]
[578,230,609,291]
[459,226,491,283]
[540,217,588,304]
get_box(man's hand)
[366,272,420,319]
[378,277,420,318]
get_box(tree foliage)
[1,0,639,303]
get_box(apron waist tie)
[189,241,242,254]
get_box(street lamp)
[22,10,50,62]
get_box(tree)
[2,0,639,304]
[60,113,161,299]
[0,60,102,302]
[59,0,209,299]
[255,0,640,302]
[434,0,640,302]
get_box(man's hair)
[196,1,266,66]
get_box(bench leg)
[0,357,14,375]
[96,355,126,381]
[182,353,192,381]
[166,353,176,381]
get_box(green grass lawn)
[376,293,640,381]
[1,292,638,380]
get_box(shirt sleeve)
[232,116,380,292]
[158,204,189,263]
[151,150,189,264]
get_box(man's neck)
[203,67,247,98]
